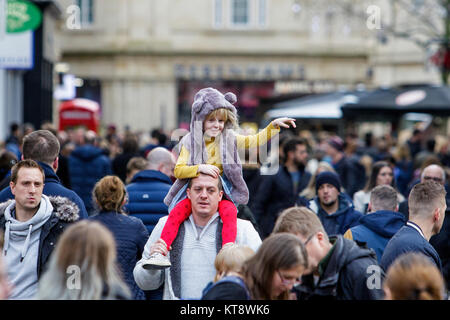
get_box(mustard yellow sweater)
[174,123,280,179]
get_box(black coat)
[294,235,384,300]
[251,166,311,239]
[0,196,80,278]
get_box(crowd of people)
[0,87,449,301]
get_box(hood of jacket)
[359,210,406,238]
[70,145,105,162]
[0,196,80,223]
[316,235,376,291]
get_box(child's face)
[203,116,225,138]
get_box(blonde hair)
[384,252,445,300]
[214,243,254,282]
[93,176,127,213]
[37,221,130,300]
[273,206,328,241]
[205,108,238,130]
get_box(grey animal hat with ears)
[164,87,249,207]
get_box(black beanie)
[316,171,341,193]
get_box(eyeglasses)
[423,176,443,183]
[277,270,301,286]
[303,234,315,246]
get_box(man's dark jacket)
[124,170,171,235]
[0,162,88,219]
[333,155,365,198]
[294,235,384,300]
[251,165,311,239]
[69,145,112,214]
[0,196,80,278]
[308,193,362,236]
[380,223,442,273]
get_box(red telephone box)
[59,98,100,132]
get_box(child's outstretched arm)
[235,117,296,150]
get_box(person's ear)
[52,157,59,172]
[186,188,192,200]
[316,231,324,242]
[10,181,15,195]
[383,286,392,300]
[218,190,223,201]
[433,207,441,223]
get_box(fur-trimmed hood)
[0,196,80,222]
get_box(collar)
[318,238,337,277]
[406,221,425,239]
[188,212,219,239]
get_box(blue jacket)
[0,162,88,219]
[346,210,406,262]
[89,211,149,300]
[380,222,443,272]
[309,193,362,236]
[124,170,171,235]
[69,145,112,214]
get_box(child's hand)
[198,164,220,178]
[149,239,172,256]
[272,117,296,129]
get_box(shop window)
[76,0,94,26]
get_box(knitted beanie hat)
[316,171,341,193]
[327,136,344,152]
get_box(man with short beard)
[252,137,311,239]
[308,171,362,236]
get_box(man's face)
[160,156,176,180]
[296,232,325,275]
[186,174,223,220]
[421,167,445,185]
[293,144,308,167]
[10,167,44,213]
[324,143,337,157]
[317,183,339,208]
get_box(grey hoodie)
[2,195,54,299]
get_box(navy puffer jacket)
[89,211,149,300]
[124,170,172,235]
[69,145,112,214]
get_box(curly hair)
[93,176,127,213]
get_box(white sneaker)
[142,252,171,270]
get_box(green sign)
[7,0,42,33]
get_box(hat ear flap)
[192,100,206,114]
[224,92,237,104]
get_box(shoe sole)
[142,261,171,270]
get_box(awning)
[341,84,450,119]
[264,91,361,120]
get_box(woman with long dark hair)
[353,161,405,213]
